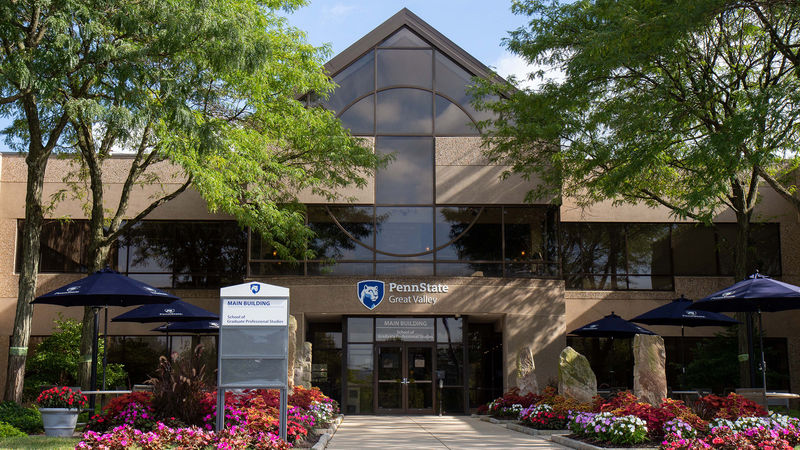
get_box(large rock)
[516,346,539,395]
[633,334,667,406]
[558,346,597,403]
[295,341,313,388]
[288,315,297,388]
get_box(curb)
[487,417,517,424]
[505,422,569,439]
[310,414,344,450]
[551,434,657,450]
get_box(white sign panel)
[221,298,288,326]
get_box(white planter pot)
[39,408,79,437]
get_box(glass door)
[375,344,434,413]
[406,346,434,412]
[376,344,404,413]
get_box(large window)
[562,222,781,290]
[249,205,559,277]
[15,220,246,289]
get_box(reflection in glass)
[377,89,432,134]
[307,262,374,276]
[717,223,782,276]
[437,343,463,385]
[436,207,501,261]
[123,221,246,288]
[326,51,374,113]
[347,318,373,342]
[468,323,503,410]
[437,317,463,343]
[626,224,671,275]
[375,207,433,258]
[377,49,432,89]
[375,263,434,276]
[435,95,476,135]
[380,27,429,47]
[309,206,374,260]
[346,344,374,413]
[249,262,303,276]
[377,346,402,409]
[16,220,92,273]
[407,347,433,409]
[375,137,433,204]
[435,263,502,277]
[434,52,496,123]
[309,326,343,404]
[338,95,374,135]
[672,224,717,276]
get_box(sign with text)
[376,317,435,342]
[218,282,289,440]
[221,298,288,326]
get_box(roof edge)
[324,8,505,84]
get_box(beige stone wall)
[254,275,566,392]
[434,137,554,205]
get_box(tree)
[2,0,382,401]
[474,1,800,386]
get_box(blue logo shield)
[250,283,261,294]
[357,280,385,310]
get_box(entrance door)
[376,344,434,413]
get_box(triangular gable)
[324,8,505,83]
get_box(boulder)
[288,315,297,388]
[558,346,597,403]
[516,346,539,395]
[633,334,667,406]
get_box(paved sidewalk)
[326,415,567,449]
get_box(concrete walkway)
[325,415,567,449]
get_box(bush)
[148,344,208,427]
[0,402,42,434]
[485,388,541,418]
[693,393,767,420]
[24,316,126,399]
[0,421,26,438]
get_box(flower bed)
[84,385,338,448]
[483,388,789,449]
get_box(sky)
[282,1,533,81]
[0,1,535,153]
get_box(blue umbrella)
[113,301,218,355]
[152,320,220,333]
[570,312,656,338]
[691,272,800,395]
[631,295,739,373]
[111,300,218,323]
[33,268,178,401]
[33,268,178,307]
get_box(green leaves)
[477,0,800,223]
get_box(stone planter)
[40,408,79,437]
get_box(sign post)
[217,282,289,440]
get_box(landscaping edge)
[551,434,658,450]
[310,414,343,450]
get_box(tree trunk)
[77,230,111,389]
[4,156,47,402]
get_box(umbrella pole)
[102,306,108,390]
[681,325,686,376]
[758,310,768,407]
[89,308,99,412]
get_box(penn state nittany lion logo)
[357,280,385,310]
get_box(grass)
[0,435,81,449]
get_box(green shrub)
[0,421,26,438]
[24,315,127,399]
[0,402,42,434]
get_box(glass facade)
[561,222,781,290]
[316,315,495,414]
